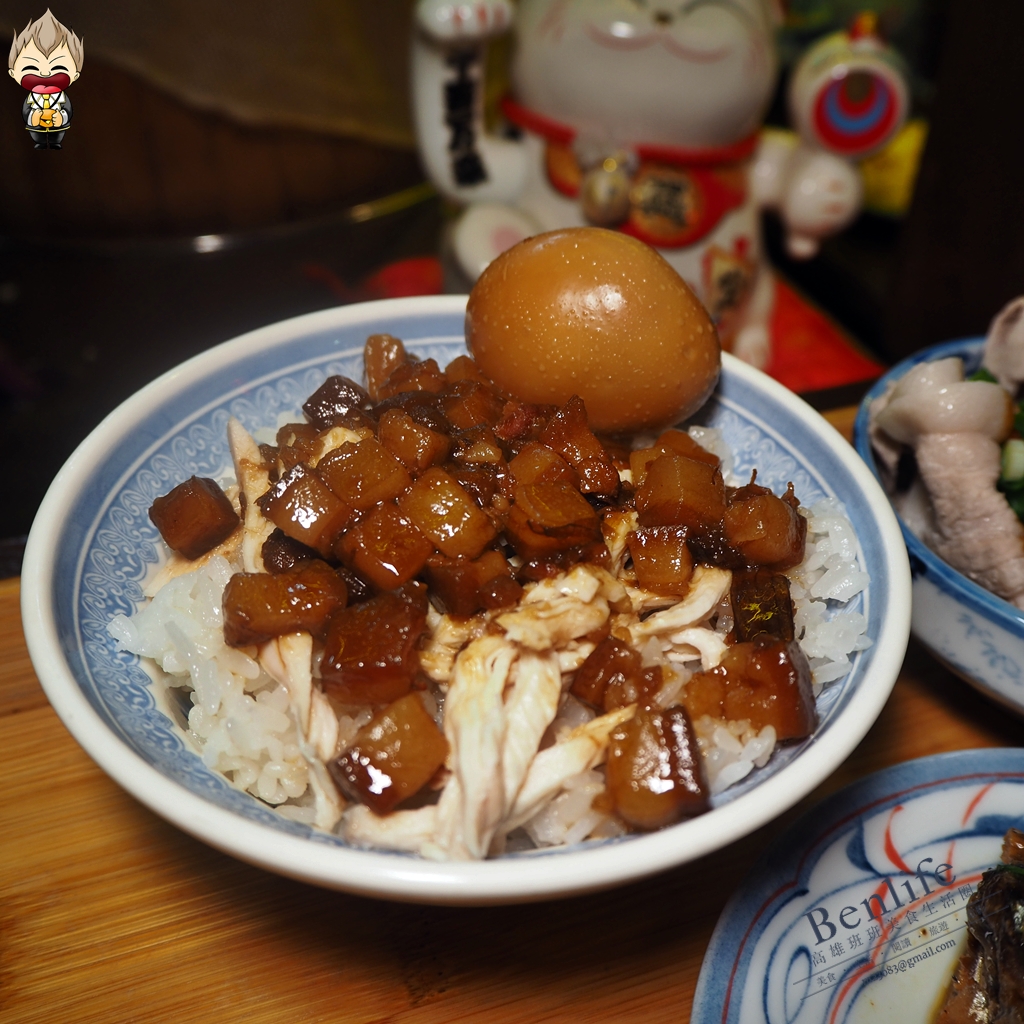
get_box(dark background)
[2,0,1022,572]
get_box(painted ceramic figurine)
[411,1,907,367]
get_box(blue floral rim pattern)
[692,748,1024,1024]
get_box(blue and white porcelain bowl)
[693,748,1024,1024]
[22,296,911,904]
[854,338,1024,717]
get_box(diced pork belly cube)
[540,395,619,497]
[627,525,693,594]
[422,549,522,617]
[442,379,505,429]
[149,475,240,560]
[377,408,450,474]
[731,570,795,642]
[509,442,579,488]
[444,353,493,386]
[635,454,726,532]
[377,357,446,398]
[320,585,428,704]
[335,502,434,590]
[261,529,318,574]
[398,468,496,558]
[317,438,412,510]
[571,636,641,710]
[723,484,806,569]
[514,482,601,544]
[302,375,371,431]
[364,333,409,400]
[629,431,720,490]
[222,560,347,646]
[606,704,708,829]
[329,692,448,814]
[683,640,816,741]
[256,463,352,556]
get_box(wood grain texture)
[3,491,1020,1023]
[0,58,424,239]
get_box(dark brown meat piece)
[540,395,619,497]
[261,529,318,574]
[320,584,428,704]
[731,570,795,643]
[723,478,806,570]
[222,560,347,646]
[937,827,1024,1024]
[329,693,448,814]
[302,376,371,430]
[683,639,816,741]
[149,476,240,560]
[606,704,709,829]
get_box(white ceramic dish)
[693,747,1024,1023]
[854,338,1024,717]
[22,295,911,905]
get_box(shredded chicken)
[629,566,733,641]
[227,417,274,573]
[260,632,314,732]
[257,630,343,826]
[664,628,730,671]
[602,509,638,575]
[344,804,438,852]
[498,564,628,651]
[418,607,490,684]
[426,636,519,860]
[500,704,636,836]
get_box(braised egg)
[465,228,720,433]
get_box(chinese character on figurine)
[7,9,83,150]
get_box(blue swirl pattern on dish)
[693,748,1024,1024]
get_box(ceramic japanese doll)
[411,0,908,368]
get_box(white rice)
[108,443,870,847]
[109,555,313,809]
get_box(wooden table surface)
[4,407,1023,1024]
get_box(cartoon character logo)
[8,9,83,149]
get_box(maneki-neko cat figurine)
[411,0,908,368]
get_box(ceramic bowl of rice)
[22,296,910,904]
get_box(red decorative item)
[764,278,883,393]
